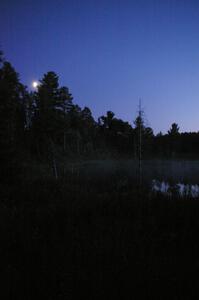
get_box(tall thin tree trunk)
[52,156,58,179]
[49,138,58,179]
[138,100,142,189]
[63,131,66,152]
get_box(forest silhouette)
[1,52,199,182]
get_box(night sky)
[1,0,199,133]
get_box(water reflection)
[152,179,199,198]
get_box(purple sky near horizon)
[1,0,199,133]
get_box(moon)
[32,81,39,88]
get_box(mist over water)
[70,159,199,181]
[66,159,199,197]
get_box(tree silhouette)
[98,111,115,129]
[168,123,180,136]
[0,60,25,181]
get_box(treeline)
[1,53,199,179]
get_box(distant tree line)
[1,53,199,180]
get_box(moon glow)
[32,81,39,88]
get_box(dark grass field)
[2,171,199,299]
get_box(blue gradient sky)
[1,0,199,133]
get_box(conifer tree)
[0,58,25,181]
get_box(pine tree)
[0,59,25,181]
[168,123,180,136]
[32,71,75,175]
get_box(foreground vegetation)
[1,172,199,299]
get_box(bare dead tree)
[138,99,143,188]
